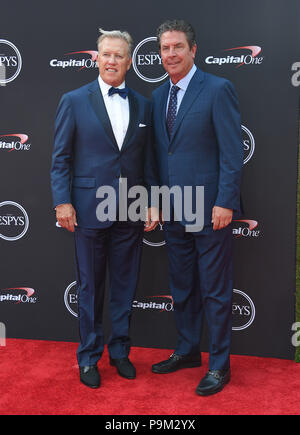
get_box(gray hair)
[97,28,133,57]
[156,20,196,50]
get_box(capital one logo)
[232,219,260,238]
[205,45,264,68]
[50,50,98,71]
[133,295,174,312]
[0,39,22,85]
[132,37,168,83]
[0,201,29,241]
[232,289,255,331]
[0,134,31,152]
[0,287,36,304]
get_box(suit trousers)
[74,222,143,367]
[164,221,233,371]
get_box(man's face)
[98,37,132,87]
[160,31,196,83]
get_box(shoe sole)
[117,373,136,379]
[196,376,230,396]
[80,379,100,389]
[152,361,202,374]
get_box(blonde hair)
[97,28,133,57]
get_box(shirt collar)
[98,75,126,96]
[169,63,197,92]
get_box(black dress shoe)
[152,353,202,374]
[196,369,230,396]
[110,357,136,379]
[79,365,101,388]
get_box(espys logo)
[205,45,264,68]
[132,37,168,83]
[143,221,165,247]
[0,201,29,241]
[232,219,260,239]
[0,134,31,152]
[50,50,98,70]
[64,281,78,317]
[232,289,255,330]
[242,125,255,164]
[0,39,22,85]
[0,287,36,304]
[132,295,174,312]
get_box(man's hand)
[211,206,233,230]
[56,203,77,232]
[144,207,159,232]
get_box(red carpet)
[1,338,300,415]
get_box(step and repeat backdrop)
[0,0,299,359]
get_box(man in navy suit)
[51,29,158,388]
[151,20,243,396]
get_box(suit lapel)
[169,68,205,149]
[159,81,171,146]
[121,88,139,151]
[88,80,119,152]
[88,81,140,153]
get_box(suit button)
[168,152,172,156]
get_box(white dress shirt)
[166,63,197,116]
[98,75,129,150]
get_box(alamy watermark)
[0,322,6,346]
[291,322,300,347]
[0,63,6,86]
[291,62,300,87]
[96,179,204,232]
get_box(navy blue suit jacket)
[51,79,157,228]
[152,67,243,230]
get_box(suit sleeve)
[50,94,75,208]
[144,101,160,208]
[212,80,243,212]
